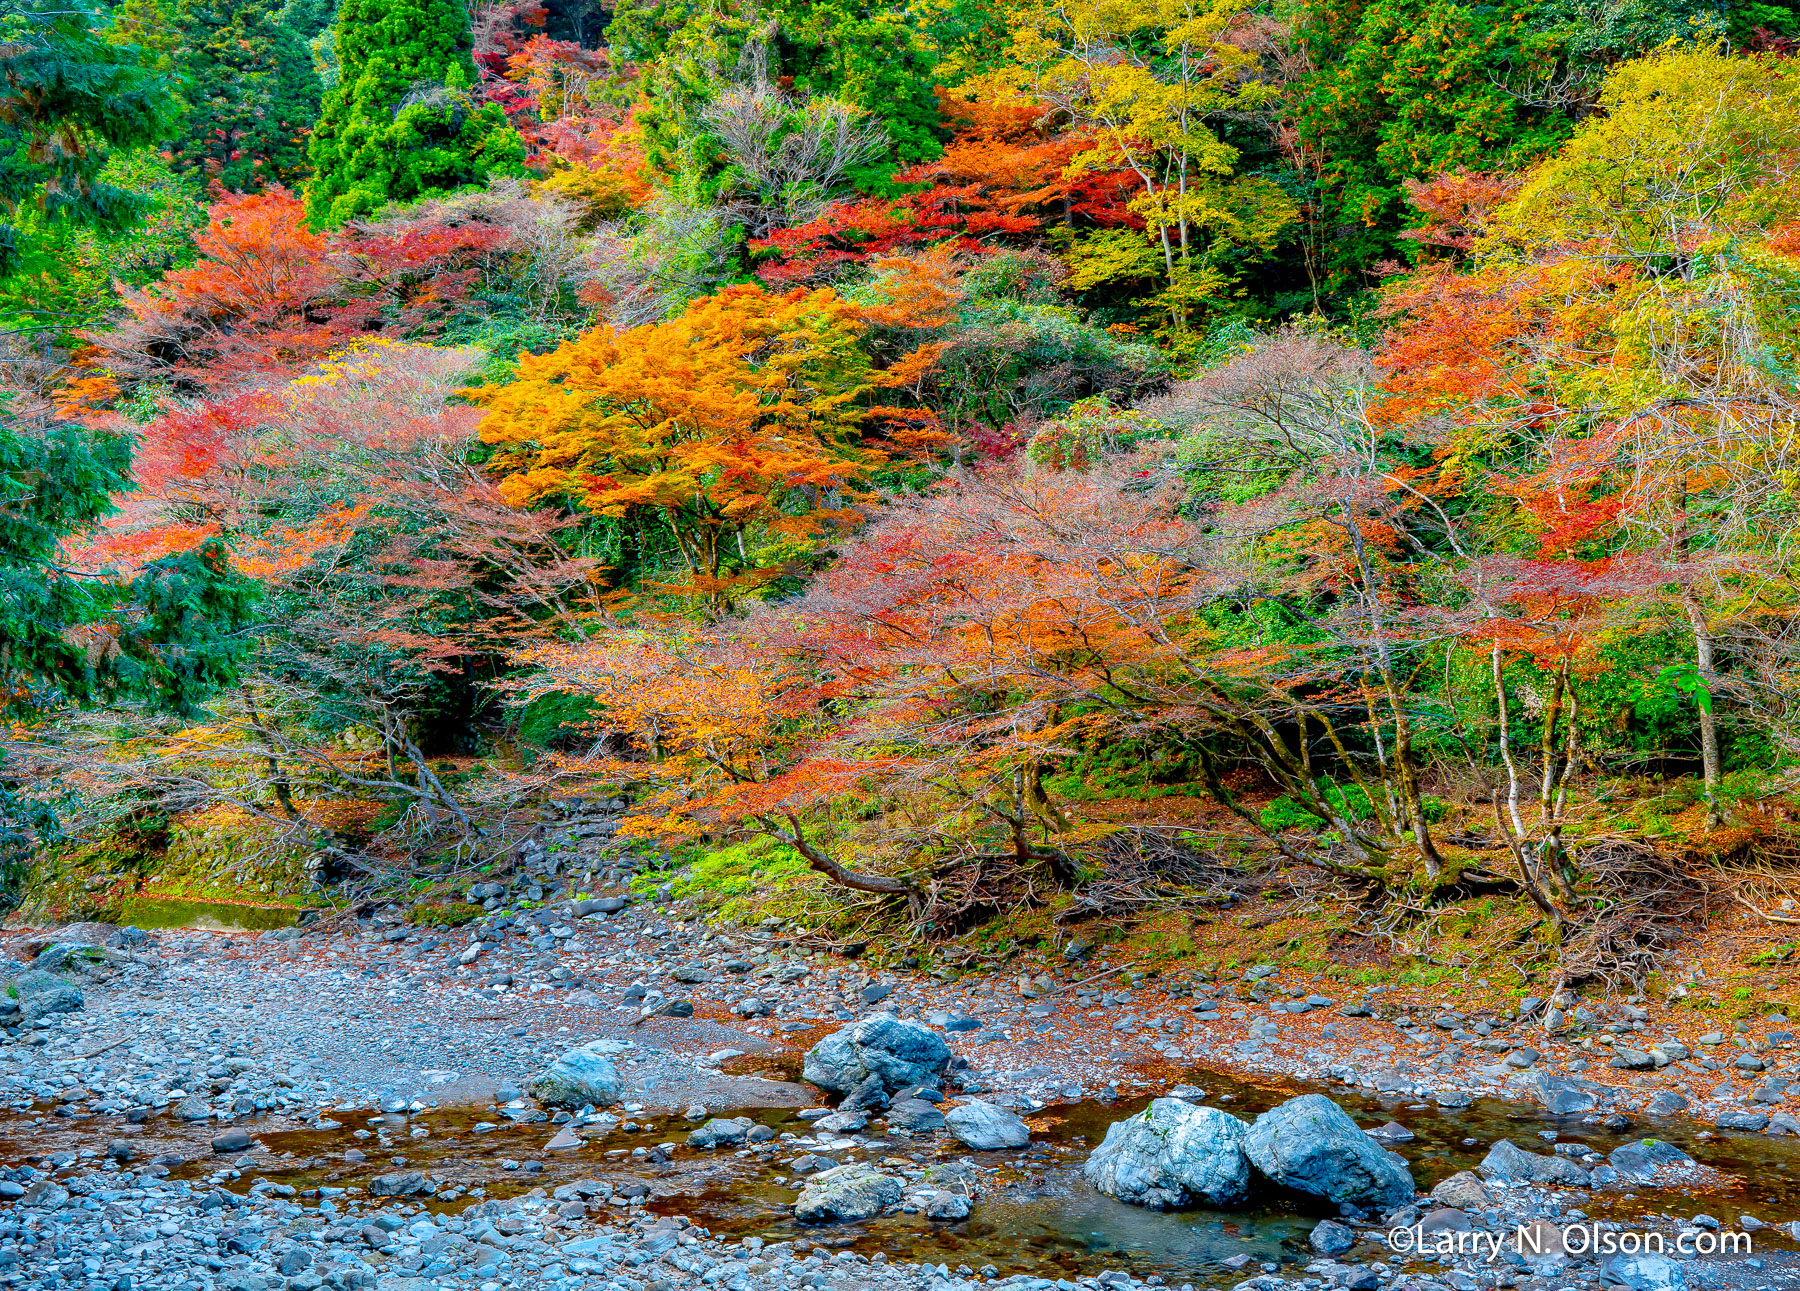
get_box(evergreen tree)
[107,0,180,67]
[303,0,525,227]
[167,0,322,191]
[0,416,258,888]
[277,0,335,43]
[0,0,171,277]
[1289,0,1760,292]
[1291,0,1575,288]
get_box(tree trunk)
[1538,658,1567,825]
[1682,596,1724,827]
[241,686,300,821]
[1493,643,1564,925]
[771,811,919,898]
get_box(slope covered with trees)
[3,0,1800,996]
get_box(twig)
[1736,893,1800,925]
[1054,957,1145,994]
[75,1038,132,1059]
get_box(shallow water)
[7,1067,1800,1284]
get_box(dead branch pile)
[1558,837,1713,990]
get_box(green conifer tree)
[167,0,322,191]
[0,0,171,276]
[303,0,524,227]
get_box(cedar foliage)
[165,0,322,190]
[0,0,171,276]
[304,0,526,226]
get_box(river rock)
[886,1098,947,1132]
[369,1171,426,1196]
[29,943,97,973]
[839,1073,891,1113]
[1083,1098,1251,1209]
[530,1043,622,1108]
[1715,1110,1770,1131]
[802,1012,951,1094]
[1421,1207,1473,1234]
[1243,1094,1415,1209]
[1479,1138,1591,1187]
[10,969,83,1022]
[1310,1219,1356,1256]
[1532,1075,1597,1115]
[813,1110,868,1134]
[1601,1252,1687,1291]
[793,1163,905,1222]
[945,1100,1030,1150]
[210,1129,252,1153]
[923,1191,971,1220]
[1608,1138,1697,1184]
[688,1116,755,1149]
[1430,1171,1493,1208]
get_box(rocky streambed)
[1,918,1800,1291]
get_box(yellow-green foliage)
[150,809,315,900]
[640,837,815,919]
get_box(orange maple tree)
[475,263,960,610]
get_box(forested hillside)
[3,0,1800,1001]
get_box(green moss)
[642,837,814,920]
[117,895,306,931]
[410,900,484,927]
[11,806,325,928]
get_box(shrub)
[305,0,524,226]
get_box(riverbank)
[3,903,1800,1291]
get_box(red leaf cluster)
[85,188,521,395]
[751,94,1140,286]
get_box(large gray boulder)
[793,1163,905,1222]
[1083,1099,1251,1209]
[1479,1138,1591,1187]
[1607,1139,1697,1185]
[1243,1095,1415,1209]
[945,1100,1029,1150]
[529,1043,622,1108]
[9,970,83,1023]
[803,1013,951,1094]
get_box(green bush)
[1259,781,1383,833]
[934,297,1169,431]
[646,837,814,917]
[305,0,524,227]
[516,691,599,749]
[1259,797,1325,833]
[1026,395,1166,472]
